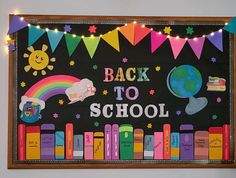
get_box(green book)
[119,124,134,160]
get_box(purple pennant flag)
[188,37,205,59]
[206,31,223,52]
[8,15,28,34]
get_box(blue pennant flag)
[28,25,45,46]
[224,17,236,34]
[47,30,64,52]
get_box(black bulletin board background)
[11,16,235,166]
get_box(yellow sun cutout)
[23,44,56,76]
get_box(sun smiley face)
[23,44,56,76]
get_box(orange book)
[66,123,73,160]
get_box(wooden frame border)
[8,14,236,169]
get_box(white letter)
[116,104,128,117]
[102,104,113,118]
[130,104,143,118]
[159,103,169,117]
[90,103,101,117]
[144,104,158,118]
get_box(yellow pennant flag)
[102,29,120,52]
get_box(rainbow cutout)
[24,75,80,101]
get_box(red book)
[66,123,74,160]
[223,124,230,160]
[163,124,171,160]
[18,124,26,160]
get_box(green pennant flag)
[65,34,81,57]
[83,36,100,58]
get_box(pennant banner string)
[7,15,233,59]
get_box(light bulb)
[194,37,197,41]
[185,37,188,41]
[210,32,214,36]
[20,17,24,21]
[133,21,137,24]
[45,28,49,32]
[54,28,58,33]
[27,24,31,27]
[72,34,76,37]
[219,29,223,32]
[176,36,180,39]
[158,31,162,35]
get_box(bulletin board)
[8,15,236,168]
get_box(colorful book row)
[17,123,231,161]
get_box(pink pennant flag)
[151,31,167,53]
[188,37,205,59]
[169,37,186,59]
[134,24,151,45]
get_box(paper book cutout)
[73,135,84,160]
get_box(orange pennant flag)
[118,23,136,45]
[134,24,151,45]
[102,29,120,52]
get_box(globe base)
[185,96,208,115]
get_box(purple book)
[112,124,119,160]
[180,124,194,160]
[40,124,55,160]
[105,124,112,160]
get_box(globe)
[167,65,208,115]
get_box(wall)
[0,0,235,177]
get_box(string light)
[4,45,9,54]
[72,34,76,38]
[12,18,228,44]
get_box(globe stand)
[185,96,208,115]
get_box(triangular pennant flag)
[118,23,135,45]
[102,29,120,52]
[65,34,81,56]
[8,15,28,34]
[169,37,187,59]
[188,37,205,59]
[224,17,236,34]
[83,36,100,58]
[28,25,46,46]
[151,31,167,53]
[134,24,151,45]
[206,31,223,52]
[47,30,64,52]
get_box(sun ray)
[23,53,29,58]
[24,65,31,72]
[41,70,46,75]
[42,44,48,52]
[27,46,34,53]
[47,65,54,70]
[50,57,56,62]
[33,71,38,76]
